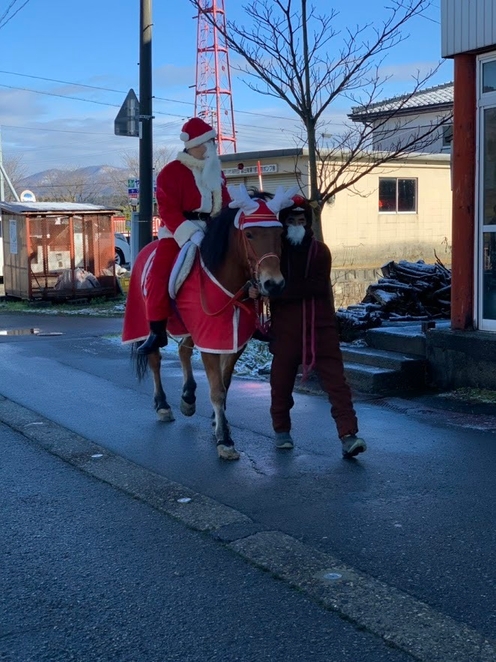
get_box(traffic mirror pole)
[138,0,153,251]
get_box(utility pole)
[138,0,154,250]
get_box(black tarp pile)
[336,257,451,341]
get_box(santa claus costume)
[138,117,231,354]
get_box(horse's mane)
[200,206,236,274]
[200,190,274,275]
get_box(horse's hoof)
[157,408,175,422]
[217,444,240,461]
[180,399,196,417]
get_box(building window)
[378,178,417,213]
[442,124,453,147]
[482,60,496,94]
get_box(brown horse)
[125,191,289,460]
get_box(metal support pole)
[138,0,153,250]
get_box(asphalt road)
[2,422,419,662]
[0,311,495,661]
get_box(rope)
[300,239,318,382]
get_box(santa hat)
[180,117,217,149]
[228,184,298,230]
[279,194,313,226]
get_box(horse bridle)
[240,229,281,288]
[199,225,281,320]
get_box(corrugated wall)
[442,0,496,57]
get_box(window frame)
[378,177,418,214]
[442,123,454,148]
[476,53,496,331]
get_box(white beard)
[200,140,222,192]
[286,224,306,245]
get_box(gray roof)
[349,82,454,122]
[0,202,119,214]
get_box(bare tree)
[190,0,451,240]
[2,155,27,200]
[37,168,107,204]
[120,145,175,179]
[107,146,176,217]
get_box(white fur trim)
[169,242,197,299]
[176,151,218,214]
[140,246,158,297]
[176,150,205,169]
[212,187,222,216]
[174,220,203,247]
[183,129,216,149]
[157,226,173,239]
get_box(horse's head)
[201,185,298,296]
[240,224,285,297]
[228,184,300,297]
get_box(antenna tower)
[195,1,237,154]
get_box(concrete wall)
[322,156,452,305]
[426,329,496,389]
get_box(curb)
[1,394,494,662]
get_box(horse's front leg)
[221,347,246,406]
[147,349,175,422]
[201,352,240,461]
[178,336,197,417]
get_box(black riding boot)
[137,320,168,355]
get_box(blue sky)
[0,0,451,175]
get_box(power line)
[0,68,302,123]
[0,0,31,29]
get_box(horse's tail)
[130,342,149,382]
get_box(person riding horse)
[138,117,231,355]
[122,184,295,460]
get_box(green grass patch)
[0,296,126,317]
[438,387,496,405]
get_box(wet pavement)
[0,311,495,660]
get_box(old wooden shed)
[0,202,119,301]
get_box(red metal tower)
[195,1,237,154]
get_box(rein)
[198,225,280,329]
[301,238,318,381]
[240,230,279,334]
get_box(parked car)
[114,233,131,266]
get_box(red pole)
[257,161,263,190]
[451,53,477,330]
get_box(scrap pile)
[336,257,451,341]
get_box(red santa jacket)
[156,153,231,247]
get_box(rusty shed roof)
[0,202,119,215]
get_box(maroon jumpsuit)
[269,233,359,439]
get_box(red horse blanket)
[122,243,256,354]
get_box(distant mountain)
[18,165,131,203]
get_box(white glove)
[189,230,204,247]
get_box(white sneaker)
[341,434,367,458]
[275,431,294,450]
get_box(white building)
[349,83,454,154]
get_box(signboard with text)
[223,164,279,177]
[127,178,156,205]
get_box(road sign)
[115,89,140,137]
[127,178,157,204]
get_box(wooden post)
[451,53,477,330]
